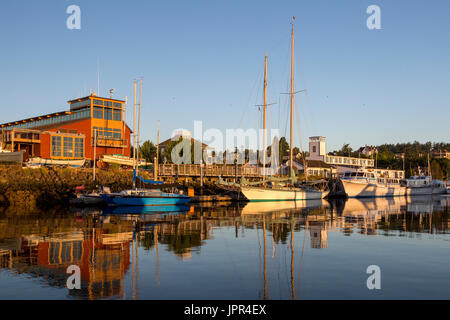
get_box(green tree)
[336,143,353,157]
[163,137,183,163]
[431,160,444,180]
[140,140,157,163]
[279,137,290,163]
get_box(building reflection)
[0,195,448,299]
[0,213,133,299]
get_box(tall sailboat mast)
[133,80,137,190]
[137,78,143,168]
[263,53,268,181]
[289,22,294,178]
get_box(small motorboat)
[70,193,104,206]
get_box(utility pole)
[403,153,405,172]
[156,120,160,180]
[133,80,137,190]
[122,96,127,156]
[93,129,97,181]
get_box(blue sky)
[0,0,449,152]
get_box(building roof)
[309,136,326,140]
[0,110,71,128]
[305,160,333,168]
[285,159,333,169]
[67,94,125,103]
[159,136,208,148]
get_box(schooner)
[239,21,327,201]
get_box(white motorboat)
[403,176,447,196]
[341,169,406,198]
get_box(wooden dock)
[190,194,245,203]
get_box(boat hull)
[111,195,191,206]
[29,157,85,167]
[0,151,23,164]
[103,205,190,215]
[342,180,406,198]
[406,186,433,196]
[70,194,104,206]
[406,186,447,196]
[241,186,325,202]
[241,199,325,214]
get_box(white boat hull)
[241,199,326,214]
[102,155,148,166]
[29,157,85,167]
[432,185,447,195]
[406,186,447,196]
[0,151,23,164]
[342,180,406,198]
[241,186,326,202]
[406,186,433,196]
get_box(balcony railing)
[92,137,129,148]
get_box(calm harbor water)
[0,195,449,300]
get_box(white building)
[306,136,404,179]
[307,136,374,168]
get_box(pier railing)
[158,164,263,178]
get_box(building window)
[104,101,112,107]
[74,138,84,158]
[63,137,73,158]
[93,99,103,106]
[104,129,113,138]
[93,107,103,119]
[312,146,316,153]
[113,109,122,121]
[113,129,121,139]
[51,136,62,157]
[104,107,113,120]
[113,102,122,108]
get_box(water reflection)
[0,195,448,300]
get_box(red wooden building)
[0,93,131,164]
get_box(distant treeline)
[332,141,449,180]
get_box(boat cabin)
[404,176,432,188]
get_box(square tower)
[308,136,327,161]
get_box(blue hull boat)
[101,190,191,206]
[101,170,191,207]
[103,205,190,215]
[111,194,191,206]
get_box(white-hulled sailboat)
[239,21,327,202]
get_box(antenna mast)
[97,59,100,95]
